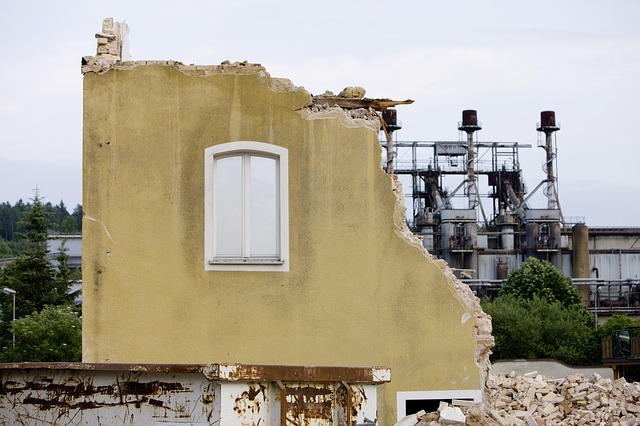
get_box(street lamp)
[2,288,16,349]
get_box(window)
[396,390,482,421]
[205,142,289,271]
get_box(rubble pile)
[396,371,640,425]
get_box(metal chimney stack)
[536,111,560,210]
[458,110,482,209]
[381,109,401,174]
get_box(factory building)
[381,109,640,316]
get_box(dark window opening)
[405,398,473,416]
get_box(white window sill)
[209,258,285,265]
[205,258,289,272]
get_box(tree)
[54,243,71,286]
[0,198,81,242]
[0,194,73,349]
[71,204,83,233]
[0,305,81,362]
[0,238,12,258]
[0,202,19,241]
[483,257,601,365]
[58,216,78,233]
[499,257,582,307]
[482,295,599,365]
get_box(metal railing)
[464,278,640,315]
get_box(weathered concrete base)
[0,363,388,425]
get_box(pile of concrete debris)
[395,371,640,425]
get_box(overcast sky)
[1,0,638,226]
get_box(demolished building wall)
[81,18,493,424]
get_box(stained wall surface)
[0,363,383,425]
[82,63,492,424]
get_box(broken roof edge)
[84,19,307,95]
[81,56,414,113]
[82,56,303,91]
[83,18,414,112]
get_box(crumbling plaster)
[389,176,495,403]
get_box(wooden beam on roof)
[312,96,414,111]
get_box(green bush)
[482,295,598,365]
[1,305,81,362]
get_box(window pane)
[215,156,243,257]
[250,156,278,257]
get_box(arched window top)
[205,141,287,158]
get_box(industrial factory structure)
[381,109,640,316]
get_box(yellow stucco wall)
[82,64,491,423]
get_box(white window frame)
[204,141,289,272]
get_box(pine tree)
[71,204,83,232]
[0,194,73,347]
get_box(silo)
[500,226,514,250]
[440,222,455,251]
[497,262,509,280]
[499,212,516,250]
[572,223,590,277]
[421,226,435,252]
[572,223,590,305]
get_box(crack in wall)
[84,214,117,245]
